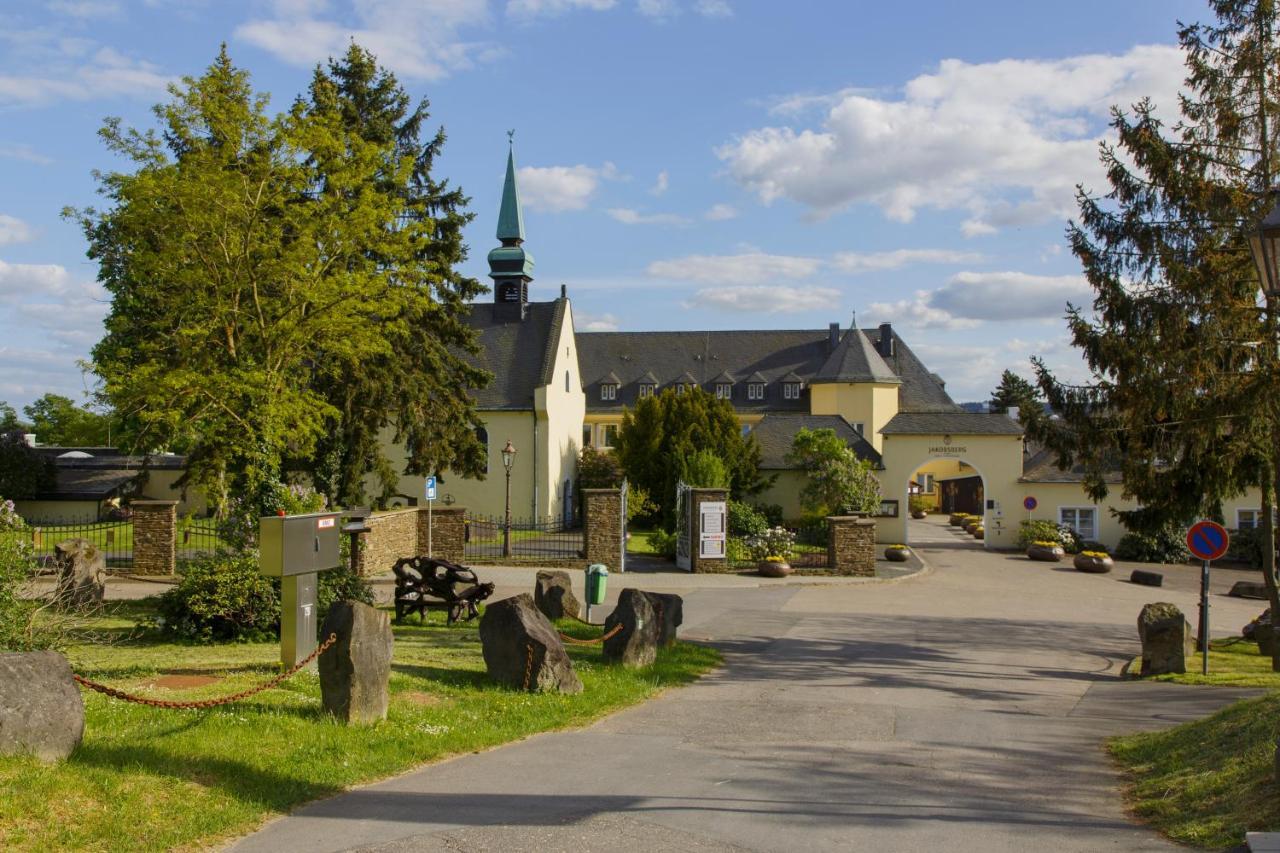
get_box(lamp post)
[501,439,517,558]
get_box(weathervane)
[507,128,515,145]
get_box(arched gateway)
[877,412,1024,549]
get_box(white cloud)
[717,45,1184,232]
[704,203,738,221]
[0,259,78,298]
[606,207,690,226]
[576,311,620,331]
[647,252,821,286]
[868,270,1090,329]
[0,145,53,165]
[507,0,615,18]
[0,46,170,105]
[518,162,617,211]
[686,284,839,314]
[0,216,36,246]
[693,0,731,16]
[831,248,982,273]
[46,0,121,18]
[637,0,678,18]
[650,170,669,195]
[236,0,498,82]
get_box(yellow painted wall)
[142,468,208,517]
[755,470,809,520]
[808,382,899,452]
[878,433,1025,548]
[909,458,972,509]
[12,500,101,523]
[535,300,587,520]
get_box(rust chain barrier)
[72,633,340,710]
[522,642,535,691]
[557,623,624,646]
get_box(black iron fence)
[464,514,584,562]
[14,519,134,569]
[178,520,226,564]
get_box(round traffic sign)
[1023,496,1037,511]
[1186,520,1230,562]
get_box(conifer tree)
[988,370,1040,419]
[1029,1,1280,665]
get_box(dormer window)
[715,383,732,400]
[783,382,803,400]
[600,384,617,401]
[675,384,687,395]
[747,383,765,401]
[639,383,655,398]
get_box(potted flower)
[972,525,985,540]
[908,497,930,520]
[1027,540,1065,562]
[1073,549,1113,573]
[758,555,793,577]
[885,544,911,562]
[747,527,795,577]
[964,517,982,535]
[949,512,969,527]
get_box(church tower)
[488,136,535,319]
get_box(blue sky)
[0,0,1208,409]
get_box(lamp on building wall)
[502,439,517,558]
[1250,191,1280,297]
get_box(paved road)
[234,518,1265,852]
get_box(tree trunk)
[1264,469,1280,672]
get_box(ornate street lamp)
[502,439,517,558]
[1249,192,1280,297]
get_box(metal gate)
[619,479,629,573]
[674,480,691,571]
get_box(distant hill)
[958,402,989,413]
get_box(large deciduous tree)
[22,394,112,446]
[72,46,488,516]
[785,427,881,517]
[1028,1,1280,665]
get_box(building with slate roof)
[378,143,1269,550]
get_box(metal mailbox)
[259,511,342,577]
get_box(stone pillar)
[689,488,728,574]
[827,516,876,577]
[419,506,466,564]
[583,489,622,568]
[130,500,177,576]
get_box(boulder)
[603,588,659,667]
[636,591,683,647]
[0,651,84,762]
[318,601,394,724]
[1244,609,1277,656]
[1129,570,1164,588]
[533,570,581,621]
[53,538,105,608]
[1230,581,1269,600]
[479,594,582,694]
[1138,602,1194,676]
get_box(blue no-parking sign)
[1186,520,1229,562]
[425,476,437,502]
[1023,496,1037,512]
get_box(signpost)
[1186,520,1230,676]
[1023,496,1037,512]
[425,476,437,557]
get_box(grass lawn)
[0,600,720,851]
[1128,636,1280,688]
[626,528,659,554]
[1110,691,1280,849]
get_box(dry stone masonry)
[419,506,466,565]
[319,601,395,724]
[353,508,419,576]
[828,516,877,577]
[131,500,177,576]
[479,594,582,693]
[603,588,659,667]
[0,651,84,762]
[583,489,622,568]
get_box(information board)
[699,500,727,559]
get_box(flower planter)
[758,560,793,578]
[911,511,928,520]
[885,546,911,562]
[1073,553,1113,574]
[964,520,981,535]
[949,513,969,527]
[1027,543,1065,562]
[972,526,985,540]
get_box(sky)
[0,0,1212,410]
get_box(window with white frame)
[582,424,592,448]
[715,383,732,400]
[1059,506,1097,541]
[600,424,619,448]
[639,384,655,398]
[919,473,935,493]
[851,422,865,436]
[1238,509,1263,529]
[783,382,802,400]
[747,383,765,401]
[600,384,617,401]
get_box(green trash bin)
[585,563,609,606]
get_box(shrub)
[158,552,280,642]
[317,564,375,617]
[648,529,678,560]
[753,503,784,527]
[1115,526,1191,564]
[727,501,768,538]
[0,499,42,651]
[744,527,795,561]
[1016,519,1083,553]
[1228,526,1266,568]
[908,496,931,514]
[726,537,752,564]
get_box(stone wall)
[689,488,729,574]
[583,489,622,569]
[131,500,177,576]
[827,516,876,577]
[353,508,419,576]
[419,506,465,564]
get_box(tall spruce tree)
[1028,0,1280,666]
[300,45,489,507]
[988,370,1040,419]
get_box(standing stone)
[0,651,84,762]
[53,538,105,608]
[533,570,581,621]
[318,601,394,724]
[1138,602,1194,676]
[603,588,659,667]
[479,594,582,694]
[636,591,683,647]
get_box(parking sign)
[425,476,437,502]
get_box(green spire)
[496,136,525,244]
